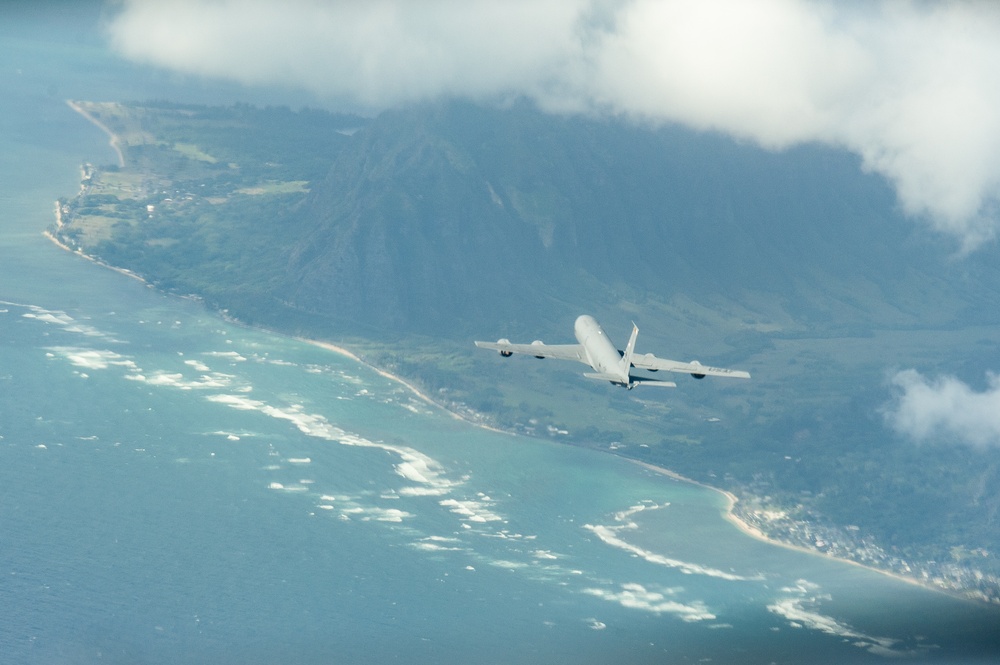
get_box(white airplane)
[475,314,750,390]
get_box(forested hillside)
[284,101,1000,337]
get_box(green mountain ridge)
[281,101,1000,340]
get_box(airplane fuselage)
[574,314,626,382]
[474,313,748,390]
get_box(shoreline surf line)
[301,338,511,436]
[45,227,149,286]
[629,458,960,599]
[66,100,125,168]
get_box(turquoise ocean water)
[2,12,1000,664]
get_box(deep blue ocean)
[2,8,999,664]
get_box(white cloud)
[106,0,1000,249]
[106,0,584,107]
[884,369,1000,447]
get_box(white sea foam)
[780,579,822,594]
[47,346,139,371]
[268,482,308,492]
[411,541,466,553]
[612,501,665,522]
[768,597,910,655]
[398,486,451,497]
[249,353,297,367]
[128,368,237,390]
[394,460,432,483]
[372,508,410,522]
[581,583,715,622]
[583,521,760,582]
[423,536,461,543]
[22,306,117,341]
[206,393,461,498]
[336,503,412,523]
[489,559,529,570]
[48,344,247,395]
[202,351,247,362]
[286,457,311,464]
[439,498,504,523]
[768,579,926,656]
[533,550,559,560]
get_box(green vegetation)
[55,100,1000,593]
[58,101,362,318]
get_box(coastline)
[66,100,125,168]
[301,337,511,436]
[45,226,149,286]
[302,338,444,409]
[630,458,955,597]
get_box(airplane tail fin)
[621,322,639,374]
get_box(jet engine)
[497,339,513,357]
[531,340,545,359]
[690,360,706,379]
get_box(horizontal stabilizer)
[630,377,677,388]
[583,372,677,388]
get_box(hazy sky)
[106,0,1000,252]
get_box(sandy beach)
[630,458,951,595]
[302,338,454,412]
[301,337,511,436]
[45,227,149,286]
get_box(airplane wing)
[629,352,751,379]
[474,340,586,363]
